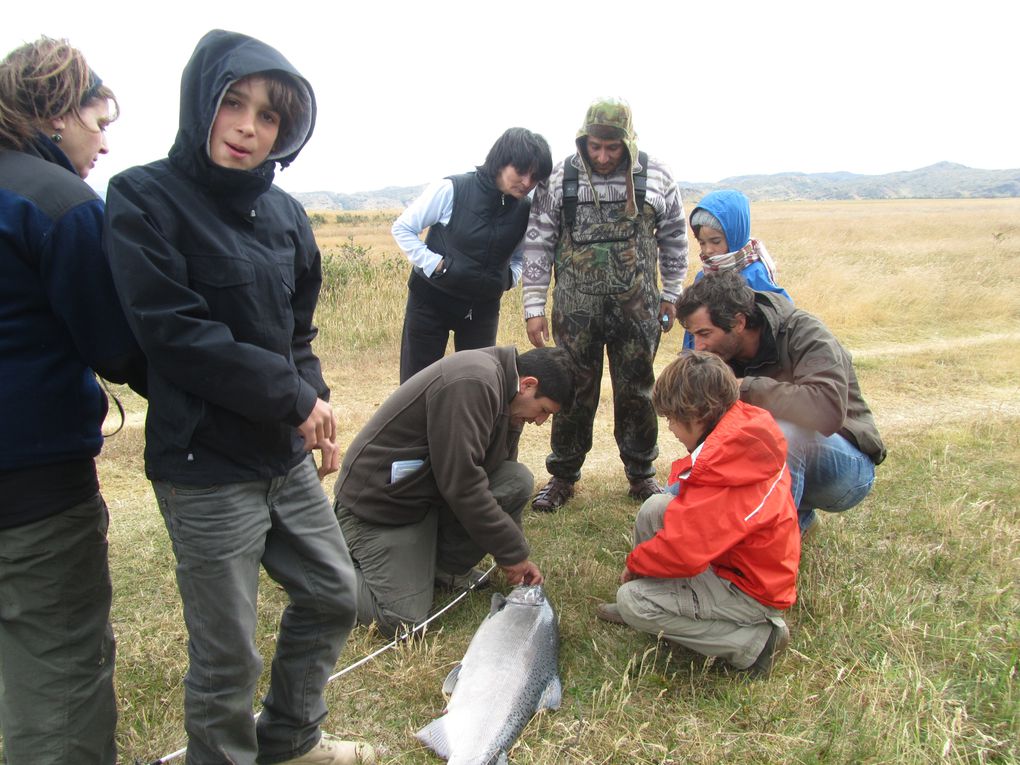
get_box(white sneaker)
[279,732,376,765]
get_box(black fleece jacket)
[105,29,328,483]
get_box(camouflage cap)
[575,97,639,174]
[575,97,640,218]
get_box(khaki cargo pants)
[616,494,785,669]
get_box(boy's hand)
[298,398,339,478]
[315,438,340,479]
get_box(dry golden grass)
[85,198,1020,764]
[312,210,403,253]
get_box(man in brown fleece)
[333,346,574,636]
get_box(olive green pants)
[0,494,116,764]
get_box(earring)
[51,133,62,143]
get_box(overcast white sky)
[4,0,1016,196]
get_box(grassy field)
[82,200,1020,763]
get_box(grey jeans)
[153,456,357,765]
[0,493,116,765]
[616,494,784,669]
[335,460,533,637]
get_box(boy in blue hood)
[683,190,791,349]
[105,30,374,765]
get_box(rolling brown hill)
[293,162,1020,210]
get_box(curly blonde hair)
[0,37,118,150]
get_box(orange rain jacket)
[626,400,801,609]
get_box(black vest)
[414,170,531,303]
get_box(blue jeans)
[778,421,876,532]
[153,456,357,765]
[0,494,116,765]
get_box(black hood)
[168,29,316,201]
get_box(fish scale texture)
[416,585,561,764]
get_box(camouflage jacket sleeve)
[645,156,689,304]
[521,160,566,319]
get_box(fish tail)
[415,717,452,760]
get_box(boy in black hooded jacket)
[105,30,374,765]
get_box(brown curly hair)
[0,37,118,150]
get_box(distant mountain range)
[293,162,1020,211]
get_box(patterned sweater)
[521,152,689,319]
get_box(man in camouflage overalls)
[523,98,688,510]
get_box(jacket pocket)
[382,455,434,497]
[149,373,204,451]
[188,254,255,288]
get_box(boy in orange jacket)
[596,351,800,675]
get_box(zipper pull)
[465,308,473,321]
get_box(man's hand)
[526,316,549,348]
[298,398,339,479]
[501,559,544,586]
[658,301,677,333]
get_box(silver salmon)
[415,584,562,764]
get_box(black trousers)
[399,278,501,383]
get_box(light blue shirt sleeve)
[391,179,454,277]
[509,238,524,287]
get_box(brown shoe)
[532,477,575,512]
[746,622,790,677]
[596,602,627,625]
[628,477,663,501]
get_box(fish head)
[505,584,547,607]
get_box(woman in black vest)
[392,127,552,383]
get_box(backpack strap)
[562,150,649,227]
[634,151,649,210]
[562,154,579,228]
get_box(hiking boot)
[531,477,575,512]
[628,477,663,501]
[595,602,627,626]
[280,732,376,765]
[746,622,790,677]
[434,566,491,592]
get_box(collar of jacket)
[740,292,789,370]
[170,149,276,218]
[489,345,521,415]
[471,166,519,212]
[753,291,792,333]
[24,132,78,177]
